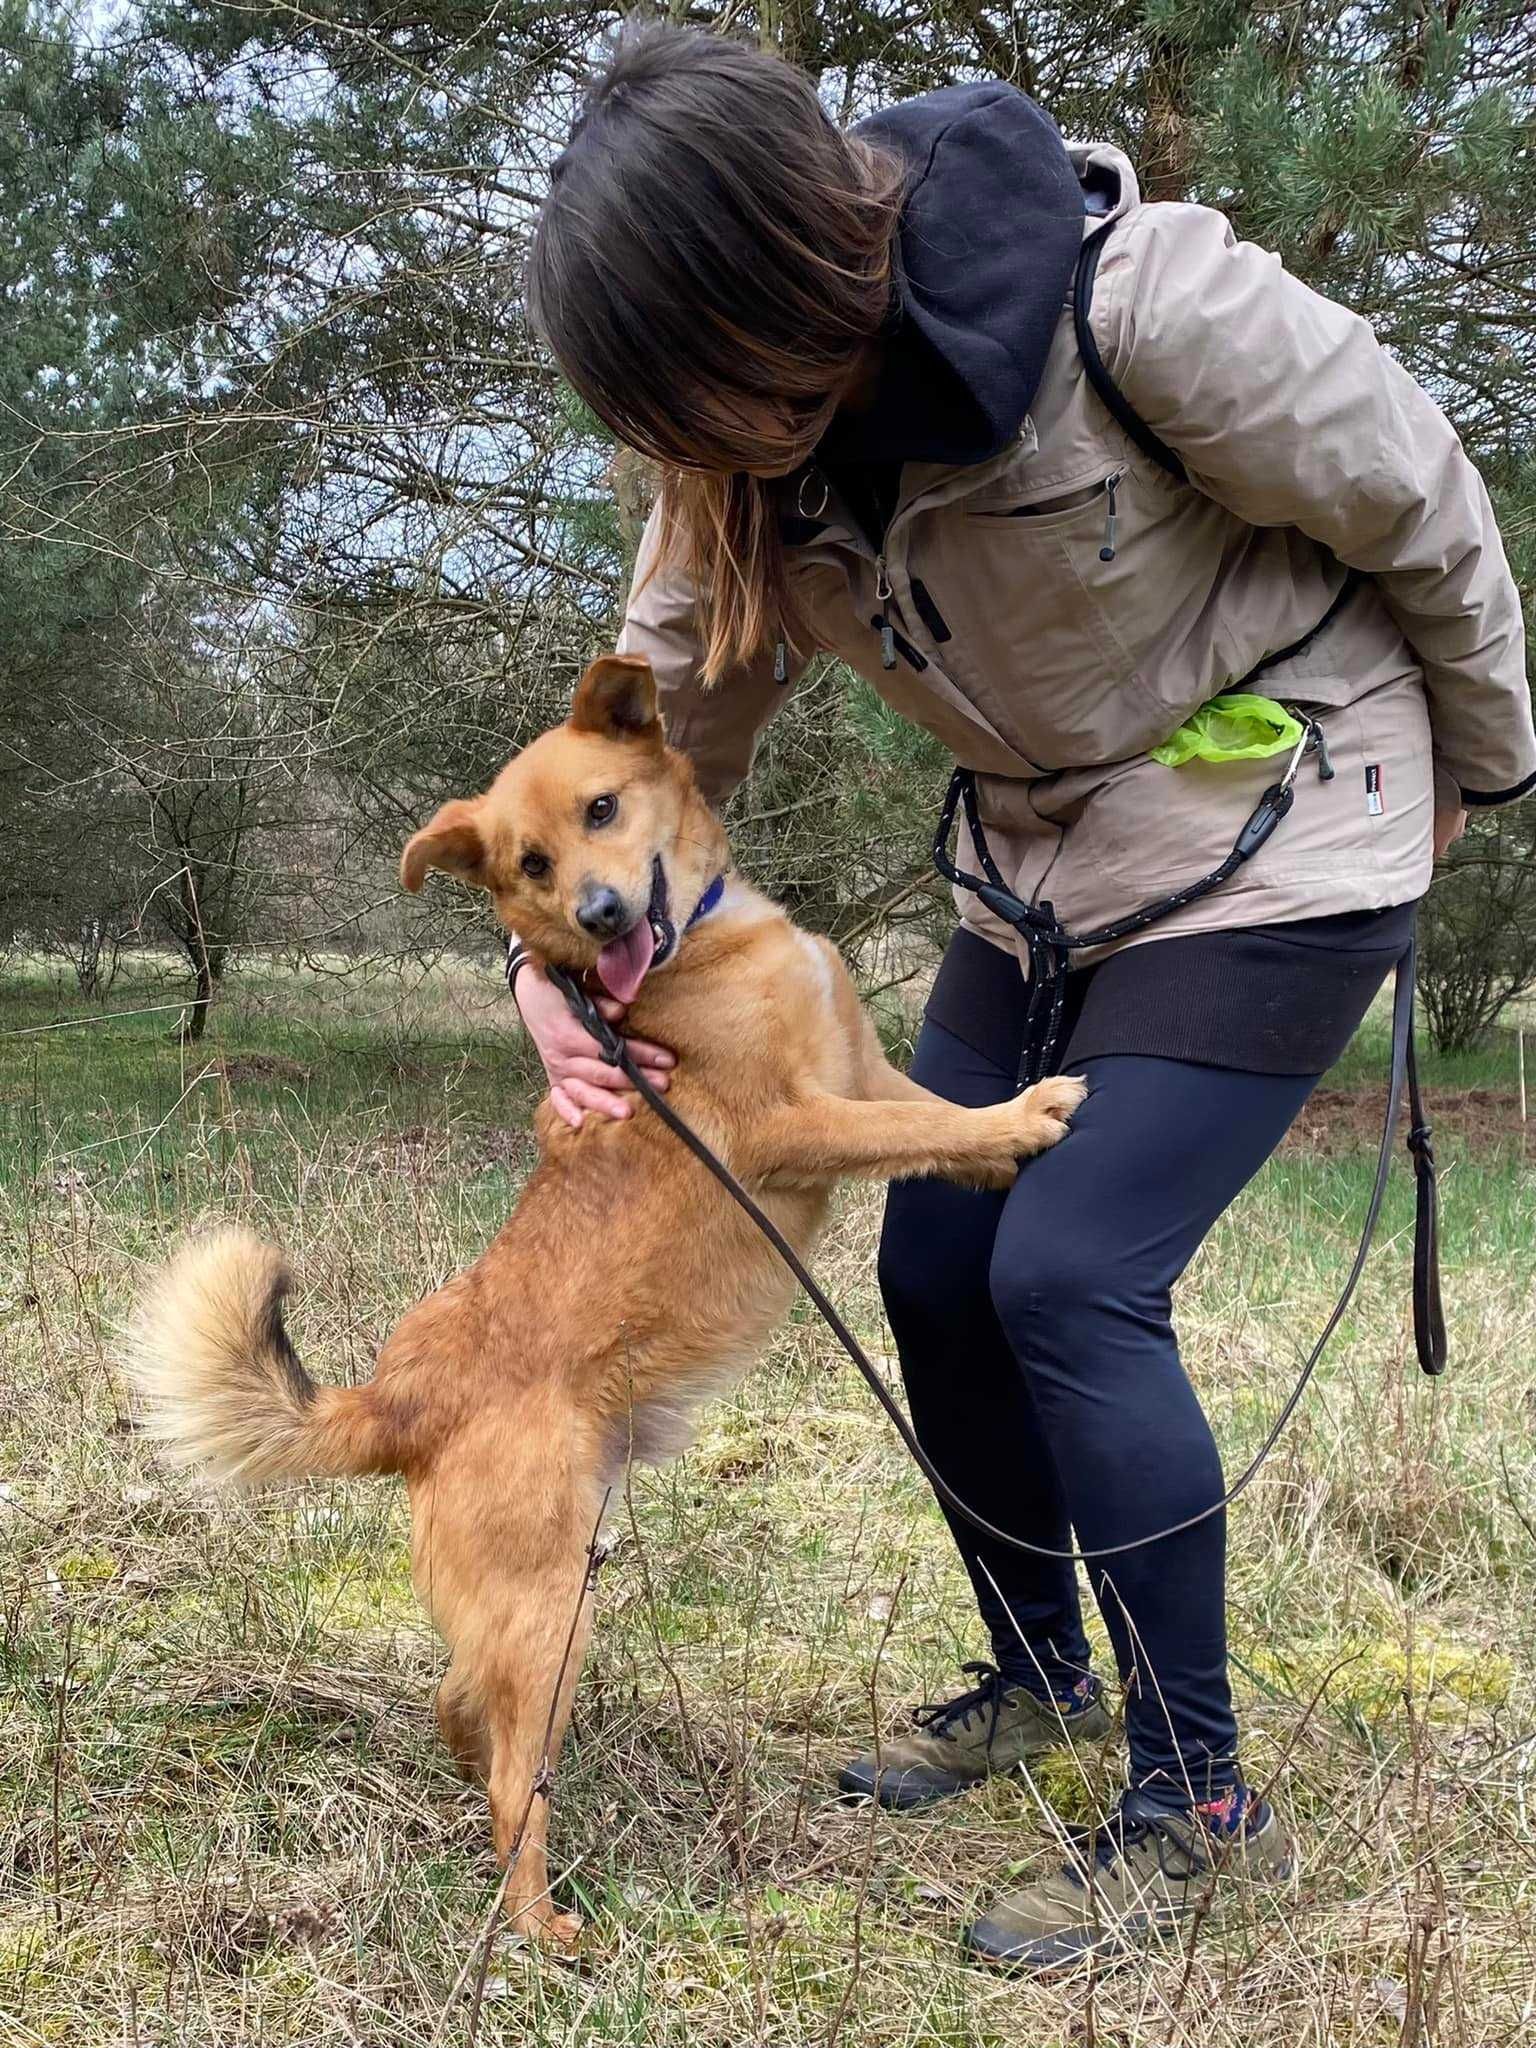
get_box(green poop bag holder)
[1152,692,1302,768]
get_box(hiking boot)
[963,1785,1295,1974]
[837,1661,1111,1812]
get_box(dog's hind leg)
[481,1555,597,1949]
[436,1658,490,1783]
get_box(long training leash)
[518,211,1448,1562]
[537,870,1444,1567]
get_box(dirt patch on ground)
[1283,1086,1529,1156]
[215,1052,313,1087]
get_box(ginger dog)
[125,654,1083,1948]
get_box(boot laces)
[1062,1792,1249,1888]
[1066,1806,1164,1880]
[912,1660,1008,1743]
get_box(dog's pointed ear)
[400,798,488,894]
[569,654,661,744]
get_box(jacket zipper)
[875,555,896,669]
[804,467,966,675]
[800,464,899,673]
[1099,469,1126,562]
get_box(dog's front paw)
[1008,1075,1087,1157]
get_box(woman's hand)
[1433,805,1468,860]
[513,957,676,1130]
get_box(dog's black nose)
[576,885,629,939]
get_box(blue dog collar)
[687,873,727,928]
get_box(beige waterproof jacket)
[619,145,1535,963]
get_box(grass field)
[3,950,1535,2047]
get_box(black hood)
[818,83,1085,469]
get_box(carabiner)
[1284,705,1336,784]
[1278,719,1312,795]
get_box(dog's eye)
[520,850,550,880]
[586,793,618,827]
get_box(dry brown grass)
[3,957,1535,2045]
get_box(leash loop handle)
[1405,1009,1447,1375]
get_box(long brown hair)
[527,26,902,683]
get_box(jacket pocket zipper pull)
[1098,471,1123,563]
[773,639,788,685]
[1292,709,1336,782]
[875,557,896,669]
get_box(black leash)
[933,756,1445,1383]
[539,924,1445,1566]
[932,618,1360,1089]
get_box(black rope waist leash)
[934,759,1285,1090]
[932,755,1444,1379]
[934,572,1361,1091]
[541,911,1445,1567]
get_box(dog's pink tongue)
[595,918,656,1004]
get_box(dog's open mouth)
[594,857,675,1004]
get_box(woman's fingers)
[590,996,675,1074]
[562,1075,635,1119]
[549,1053,662,1123]
[557,1058,665,1107]
[622,1036,676,1073]
[559,1056,638,1093]
[550,1078,633,1128]
[549,1084,584,1131]
[527,962,674,1118]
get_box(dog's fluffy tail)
[124,1228,394,1486]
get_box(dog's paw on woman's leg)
[1010,1075,1088,1154]
[964,1076,1087,1186]
[948,1076,1088,1190]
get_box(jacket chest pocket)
[971,468,1126,551]
[917,471,1174,771]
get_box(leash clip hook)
[1278,717,1314,795]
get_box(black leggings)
[878,1016,1321,1807]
